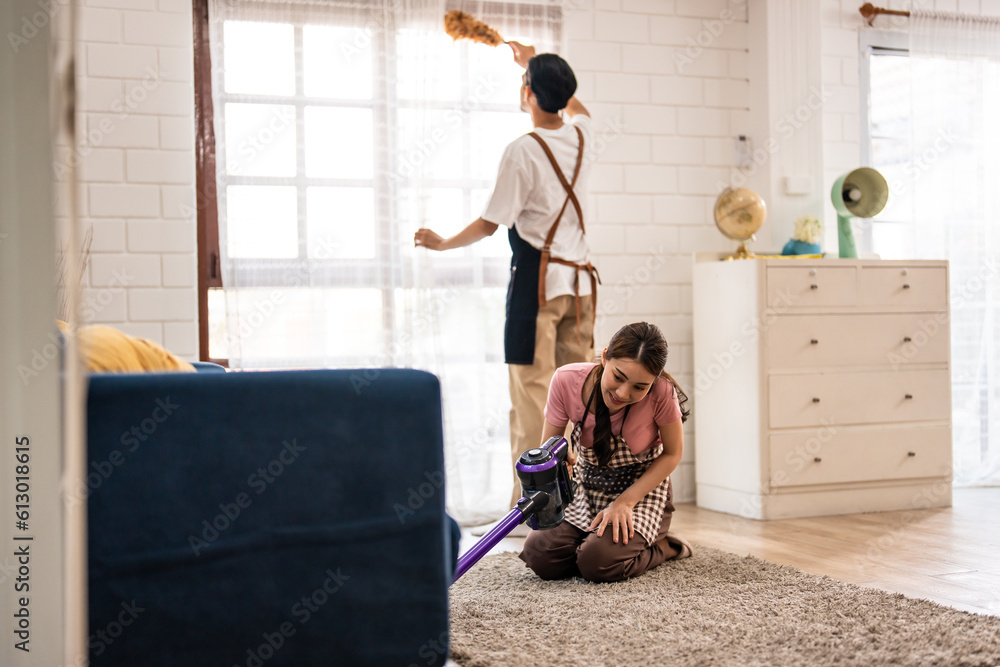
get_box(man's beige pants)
[507,294,595,509]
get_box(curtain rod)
[858,3,909,26]
[860,2,1000,26]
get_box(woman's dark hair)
[590,322,690,467]
[526,53,577,113]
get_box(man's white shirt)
[482,114,594,302]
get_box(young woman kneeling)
[520,321,692,582]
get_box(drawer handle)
[904,393,913,399]
[902,283,911,289]
[809,269,817,276]
[903,336,912,343]
[810,283,818,290]
[812,397,821,403]
[907,451,916,457]
[814,457,822,463]
[810,338,819,345]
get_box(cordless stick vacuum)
[453,436,576,583]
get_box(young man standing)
[414,42,596,529]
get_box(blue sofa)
[86,367,459,666]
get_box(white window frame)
[857,29,910,257]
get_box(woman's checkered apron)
[562,379,674,546]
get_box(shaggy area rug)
[449,547,1000,666]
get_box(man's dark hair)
[526,53,577,113]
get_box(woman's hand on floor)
[589,498,635,545]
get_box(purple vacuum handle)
[452,492,547,583]
[452,507,524,582]
[547,436,569,460]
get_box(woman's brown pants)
[519,508,682,583]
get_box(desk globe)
[714,187,766,261]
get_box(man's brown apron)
[504,126,599,364]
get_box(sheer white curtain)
[900,11,1000,485]
[207,0,564,522]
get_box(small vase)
[781,239,821,256]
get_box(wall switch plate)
[783,175,812,195]
[735,135,752,167]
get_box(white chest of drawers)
[692,257,952,519]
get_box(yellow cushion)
[58,321,196,373]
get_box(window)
[196,0,555,368]
[862,30,1000,484]
[860,44,910,257]
[861,34,996,259]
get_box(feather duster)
[444,10,505,47]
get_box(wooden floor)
[460,487,1000,617]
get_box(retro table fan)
[831,167,888,258]
[714,187,767,260]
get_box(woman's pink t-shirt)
[543,362,682,455]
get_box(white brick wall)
[75,0,197,355]
[568,0,749,501]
